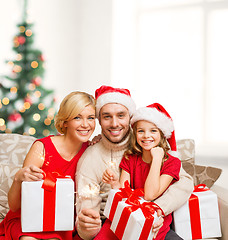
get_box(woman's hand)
[14,165,44,183]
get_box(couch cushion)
[176,139,197,183]
[0,133,36,220]
[195,164,222,188]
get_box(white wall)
[0,0,112,104]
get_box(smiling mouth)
[109,129,122,136]
[77,130,90,136]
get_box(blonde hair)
[124,122,170,164]
[55,91,95,134]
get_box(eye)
[88,116,95,120]
[74,116,80,120]
[137,129,144,133]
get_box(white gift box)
[21,178,74,232]
[173,188,221,240]
[104,188,124,220]
[110,200,159,240]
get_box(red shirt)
[119,153,181,240]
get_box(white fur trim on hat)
[130,107,174,138]
[96,92,136,117]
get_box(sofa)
[0,133,227,239]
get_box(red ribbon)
[189,184,209,239]
[113,186,163,240]
[109,181,144,221]
[41,171,70,231]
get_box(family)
[0,85,194,240]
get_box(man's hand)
[102,168,120,189]
[76,208,102,239]
[153,209,164,239]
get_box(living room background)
[1,0,228,161]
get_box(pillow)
[176,139,196,183]
[0,133,36,166]
[195,164,222,188]
[0,163,21,220]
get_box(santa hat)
[130,103,178,157]
[95,85,136,117]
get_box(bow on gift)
[189,184,209,239]
[109,181,144,221]
[110,181,164,240]
[114,193,164,240]
[41,170,71,231]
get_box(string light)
[10,87,18,93]
[25,29,32,37]
[34,91,41,98]
[16,54,23,61]
[0,124,6,131]
[43,129,50,136]
[28,83,36,90]
[31,61,38,68]
[0,118,5,126]
[7,61,14,67]
[2,97,9,105]
[33,113,41,121]
[19,26,26,33]
[24,102,31,109]
[38,103,45,110]
[19,107,26,113]
[28,127,36,135]
[44,118,51,125]
[13,65,22,73]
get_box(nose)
[111,116,118,128]
[144,131,150,138]
[81,119,89,128]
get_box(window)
[111,0,228,157]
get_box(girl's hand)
[14,165,44,183]
[102,168,120,189]
[150,146,164,160]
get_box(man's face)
[99,103,130,143]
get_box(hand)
[14,165,44,183]
[102,168,120,188]
[150,146,164,160]
[88,134,102,146]
[76,208,101,238]
[153,209,164,239]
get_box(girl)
[103,103,181,240]
[0,91,96,240]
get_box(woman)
[0,91,96,240]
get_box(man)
[75,85,194,239]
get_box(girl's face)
[136,120,161,151]
[64,105,96,142]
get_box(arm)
[144,147,173,201]
[75,149,103,240]
[154,166,194,215]
[8,141,44,212]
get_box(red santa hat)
[95,85,136,117]
[130,103,178,157]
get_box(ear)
[63,121,68,128]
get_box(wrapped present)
[21,171,74,232]
[173,184,222,240]
[104,181,144,221]
[110,196,161,240]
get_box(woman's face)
[64,105,96,142]
[136,120,161,151]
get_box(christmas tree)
[0,0,57,138]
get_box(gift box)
[104,181,144,221]
[110,198,160,240]
[21,172,74,232]
[173,184,222,240]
